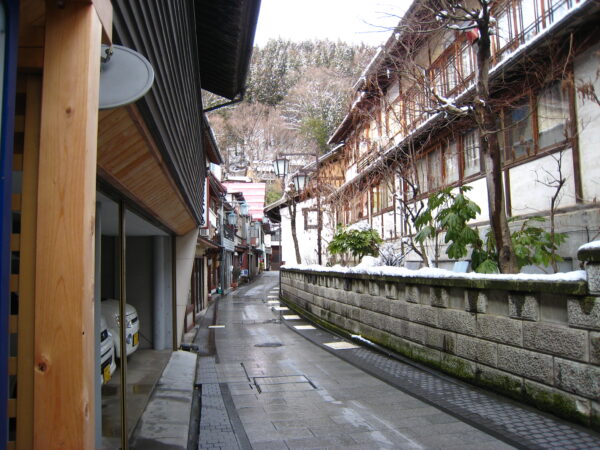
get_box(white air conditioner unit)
[199,228,210,237]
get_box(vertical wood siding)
[112,1,206,226]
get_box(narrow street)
[196,272,516,450]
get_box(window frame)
[503,95,535,161]
[536,81,571,152]
[462,128,482,179]
[371,178,395,217]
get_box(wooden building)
[1,0,260,448]
[276,0,600,270]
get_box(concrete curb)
[130,350,198,449]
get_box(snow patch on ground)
[352,335,375,346]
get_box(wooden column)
[33,3,101,449]
[16,75,42,450]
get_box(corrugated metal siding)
[112,0,205,226]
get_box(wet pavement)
[101,349,172,448]
[191,271,600,449]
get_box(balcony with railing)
[401,0,584,133]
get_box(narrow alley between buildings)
[190,272,600,450]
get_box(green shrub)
[414,187,566,273]
[328,226,383,264]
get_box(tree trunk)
[475,3,519,274]
[289,194,301,264]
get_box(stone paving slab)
[287,312,600,450]
[197,356,248,450]
[206,273,511,449]
[193,272,600,450]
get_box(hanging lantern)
[240,202,249,216]
[465,25,479,44]
[227,211,237,225]
[273,158,289,178]
[292,173,308,192]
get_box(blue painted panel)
[0,0,19,446]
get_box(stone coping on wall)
[579,240,600,263]
[281,265,589,295]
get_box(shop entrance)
[96,192,174,449]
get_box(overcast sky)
[253,0,409,47]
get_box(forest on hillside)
[205,38,375,201]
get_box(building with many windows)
[273,0,600,270]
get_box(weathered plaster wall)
[509,150,577,214]
[280,197,336,265]
[575,41,600,203]
[281,266,600,429]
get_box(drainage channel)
[282,313,600,450]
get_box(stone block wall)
[280,249,600,430]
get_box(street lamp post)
[273,152,323,265]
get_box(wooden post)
[16,75,42,450]
[34,3,101,448]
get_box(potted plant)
[231,267,241,288]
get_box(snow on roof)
[264,195,288,212]
[328,0,594,147]
[353,46,384,91]
[281,263,587,283]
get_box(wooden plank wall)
[112,1,206,225]
[97,106,197,235]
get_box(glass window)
[463,129,481,177]
[372,186,380,213]
[537,83,570,149]
[416,157,428,194]
[506,102,534,158]
[495,9,512,52]
[359,138,369,157]
[445,56,459,92]
[547,0,571,24]
[414,90,425,120]
[443,139,459,184]
[519,0,538,41]
[381,179,393,209]
[433,66,444,95]
[428,148,442,190]
[460,43,474,81]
